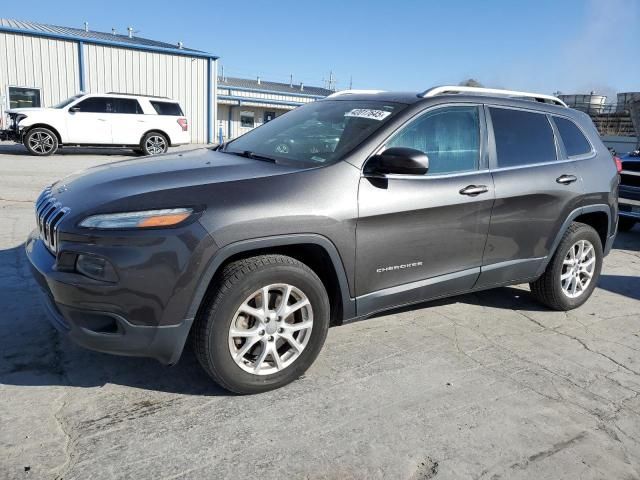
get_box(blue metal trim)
[218,84,327,99]
[77,41,85,91]
[0,25,219,59]
[207,58,212,144]
[217,94,308,108]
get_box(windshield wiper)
[224,150,277,163]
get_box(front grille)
[621,171,640,189]
[35,187,70,254]
[622,160,640,173]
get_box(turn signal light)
[137,212,192,227]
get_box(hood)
[50,147,306,218]
[6,107,52,115]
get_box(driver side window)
[388,106,480,175]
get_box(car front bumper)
[619,193,640,221]
[0,128,21,142]
[24,228,212,365]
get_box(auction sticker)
[344,109,392,121]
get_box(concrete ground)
[1,142,639,479]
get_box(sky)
[4,0,639,98]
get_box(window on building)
[150,101,184,116]
[553,116,592,157]
[74,97,114,113]
[114,98,143,114]
[264,111,276,123]
[240,111,255,128]
[388,106,481,175]
[9,87,41,109]
[490,107,557,168]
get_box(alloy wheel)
[560,239,596,298]
[228,283,313,375]
[28,132,55,154]
[145,135,167,155]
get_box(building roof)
[0,18,217,59]
[219,76,333,98]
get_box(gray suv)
[27,86,619,394]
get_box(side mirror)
[365,147,429,175]
[69,106,80,113]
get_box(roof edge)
[0,24,219,59]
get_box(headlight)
[79,208,193,229]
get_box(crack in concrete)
[511,431,587,470]
[516,309,640,377]
[46,331,76,479]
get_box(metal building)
[217,76,333,141]
[0,18,218,143]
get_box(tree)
[459,78,484,87]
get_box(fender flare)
[535,203,612,277]
[185,233,356,321]
[141,129,172,147]
[23,123,63,143]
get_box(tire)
[193,254,330,394]
[530,222,603,311]
[618,217,636,232]
[140,132,168,155]
[24,127,58,156]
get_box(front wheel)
[24,127,58,156]
[530,222,603,310]
[193,255,330,394]
[140,132,168,155]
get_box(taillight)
[614,156,623,173]
[177,118,188,131]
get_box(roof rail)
[327,89,386,98]
[420,86,568,108]
[106,91,171,99]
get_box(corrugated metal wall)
[84,44,209,143]
[218,87,320,105]
[0,32,79,114]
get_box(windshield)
[53,95,84,109]
[224,100,406,165]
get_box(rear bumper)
[170,131,191,146]
[25,231,193,365]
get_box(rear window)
[115,98,143,114]
[150,101,184,116]
[490,107,557,168]
[553,116,592,157]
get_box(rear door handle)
[556,174,578,185]
[459,185,489,196]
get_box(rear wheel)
[140,132,168,155]
[618,217,636,232]
[193,254,330,394]
[530,222,603,310]
[24,127,58,156]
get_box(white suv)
[1,93,190,156]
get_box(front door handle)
[459,184,489,196]
[556,174,578,185]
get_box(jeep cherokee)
[26,86,619,394]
